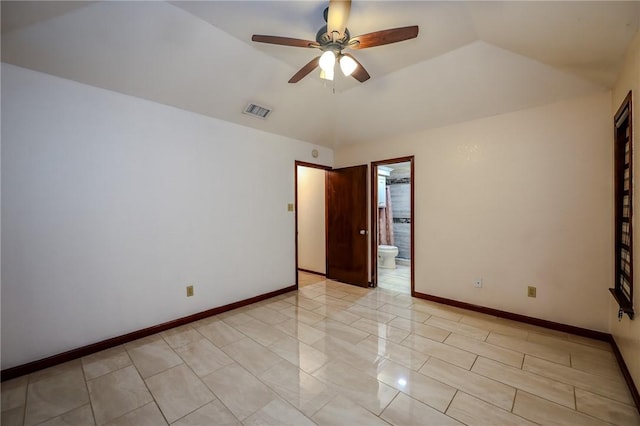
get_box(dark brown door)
[326,165,368,287]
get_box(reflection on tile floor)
[2,272,638,425]
[298,271,325,287]
[378,264,411,294]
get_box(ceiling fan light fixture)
[319,67,334,81]
[339,54,357,76]
[319,50,336,72]
[251,0,418,84]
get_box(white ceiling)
[2,1,639,148]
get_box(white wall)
[611,30,640,390]
[0,64,333,369]
[335,92,613,332]
[297,166,326,274]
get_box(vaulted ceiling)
[2,1,639,148]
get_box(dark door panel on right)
[326,165,368,287]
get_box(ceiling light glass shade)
[339,55,358,76]
[319,67,334,81]
[319,51,336,72]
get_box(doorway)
[295,161,369,288]
[371,157,414,294]
[295,162,330,287]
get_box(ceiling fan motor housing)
[316,25,350,50]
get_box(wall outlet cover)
[527,286,536,298]
[186,285,194,297]
[474,279,483,288]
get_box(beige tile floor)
[2,272,639,425]
[378,264,411,294]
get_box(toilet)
[378,245,399,269]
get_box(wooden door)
[326,165,369,287]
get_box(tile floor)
[378,264,411,294]
[298,271,326,287]
[2,272,639,425]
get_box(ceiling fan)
[251,0,419,83]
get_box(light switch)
[287,203,294,212]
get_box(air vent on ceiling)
[243,103,272,120]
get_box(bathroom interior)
[377,162,412,293]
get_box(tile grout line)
[469,354,480,371]
[245,360,315,423]
[168,341,226,425]
[121,342,174,425]
[377,388,402,421]
[84,361,159,426]
[24,363,91,426]
[137,364,169,426]
[469,355,583,412]
[522,352,633,405]
[79,358,99,426]
[198,368,244,425]
[443,389,460,415]
[22,370,33,426]
[20,375,29,426]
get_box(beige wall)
[611,30,640,391]
[297,166,326,274]
[1,64,335,368]
[335,91,612,332]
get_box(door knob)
[359,229,368,235]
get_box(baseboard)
[1,284,297,382]
[297,268,326,277]
[609,336,640,413]
[413,291,640,413]
[412,291,609,341]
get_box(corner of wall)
[610,27,640,405]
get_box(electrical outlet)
[474,279,483,288]
[527,286,536,298]
[186,285,194,297]
[287,203,294,212]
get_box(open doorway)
[295,161,329,288]
[371,157,414,294]
[295,161,369,289]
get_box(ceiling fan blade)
[252,35,319,48]
[343,54,370,82]
[327,0,351,39]
[350,25,419,50]
[289,56,321,83]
